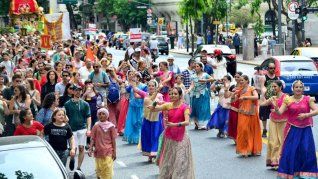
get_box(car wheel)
[166,51,169,55]
[161,52,164,55]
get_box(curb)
[170,50,262,66]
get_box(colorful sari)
[157,103,195,179]
[236,86,262,156]
[277,96,318,179]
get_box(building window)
[264,10,276,25]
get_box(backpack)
[107,77,120,103]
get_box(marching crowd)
[0,32,318,179]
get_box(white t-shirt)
[149,39,158,50]
[78,66,93,83]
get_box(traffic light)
[302,7,308,21]
[295,7,301,14]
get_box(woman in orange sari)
[230,75,262,157]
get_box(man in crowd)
[64,85,91,171]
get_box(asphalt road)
[73,48,318,179]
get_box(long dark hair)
[62,83,73,97]
[15,85,27,102]
[46,70,58,84]
[42,92,56,109]
[19,108,31,124]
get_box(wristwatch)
[178,122,182,127]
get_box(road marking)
[131,174,139,179]
[262,138,268,145]
[116,160,127,167]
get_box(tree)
[178,0,206,52]
[229,6,256,28]
[237,0,318,40]
[96,0,115,30]
[0,0,10,16]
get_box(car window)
[0,147,66,179]
[281,60,316,72]
[301,49,318,57]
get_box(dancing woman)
[259,80,287,167]
[133,80,164,162]
[273,80,318,179]
[149,87,195,179]
[230,75,262,157]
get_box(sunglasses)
[15,80,22,83]
[268,67,275,69]
[62,75,69,77]
[93,66,100,68]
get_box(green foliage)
[205,0,228,20]
[0,27,15,34]
[97,0,148,31]
[253,17,264,36]
[0,0,10,16]
[229,5,256,28]
[178,0,206,23]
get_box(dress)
[228,99,239,140]
[123,83,147,144]
[207,88,230,133]
[157,103,195,179]
[236,86,262,156]
[137,91,164,157]
[157,71,173,102]
[266,94,287,167]
[117,81,129,134]
[277,96,318,179]
[190,73,211,122]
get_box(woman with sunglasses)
[273,80,318,178]
[227,71,243,142]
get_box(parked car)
[291,47,318,70]
[259,55,318,99]
[191,45,237,77]
[157,36,169,55]
[0,136,84,179]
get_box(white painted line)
[116,160,127,167]
[131,175,139,179]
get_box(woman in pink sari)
[153,61,173,102]
[149,87,194,179]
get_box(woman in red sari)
[226,71,242,142]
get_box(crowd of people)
[0,31,318,179]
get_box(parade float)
[9,0,44,34]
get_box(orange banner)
[44,14,63,43]
[41,35,51,49]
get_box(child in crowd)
[44,109,76,166]
[89,108,117,179]
[174,74,188,103]
[14,108,44,136]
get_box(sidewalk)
[170,48,263,66]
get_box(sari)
[236,86,262,156]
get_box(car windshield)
[0,147,65,179]
[281,60,316,72]
[301,49,318,57]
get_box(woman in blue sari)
[207,75,232,138]
[123,72,148,144]
[187,62,214,130]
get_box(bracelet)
[178,122,182,127]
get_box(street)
[75,48,318,179]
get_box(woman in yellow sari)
[230,75,262,157]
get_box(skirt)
[266,120,286,167]
[123,105,143,144]
[117,96,129,133]
[190,92,211,122]
[141,116,164,156]
[236,113,262,156]
[158,135,195,179]
[277,125,318,179]
[207,104,229,132]
[228,101,239,140]
[95,156,114,179]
